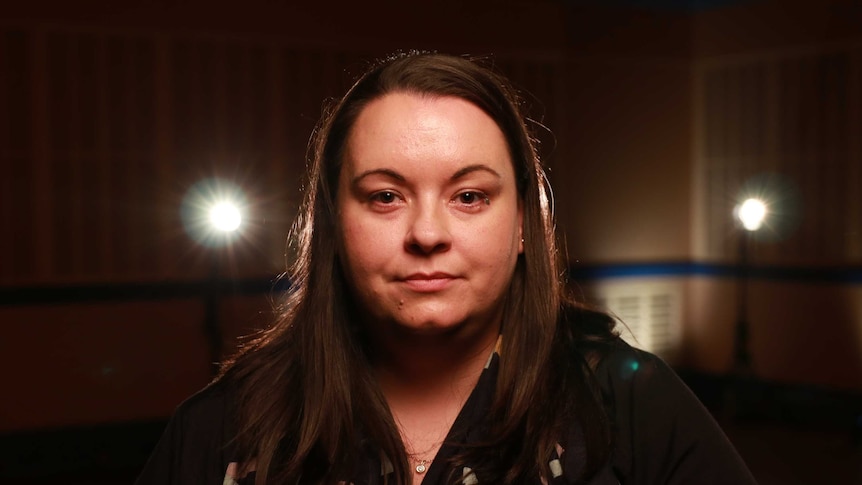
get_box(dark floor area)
[725,420,862,485]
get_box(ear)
[517,202,524,254]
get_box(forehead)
[343,92,514,177]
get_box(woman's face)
[336,92,523,338]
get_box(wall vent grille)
[592,281,682,359]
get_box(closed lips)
[401,273,456,291]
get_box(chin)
[374,312,466,337]
[398,318,463,333]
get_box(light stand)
[203,200,242,374]
[725,198,767,420]
[181,179,246,376]
[733,228,752,373]
[732,197,765,374]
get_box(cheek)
[339,219,392,274]
[465,223,520,271]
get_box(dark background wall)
[1,0,860,482]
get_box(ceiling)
[566,0,757,12]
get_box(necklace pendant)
[415,461,427,474]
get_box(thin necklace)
[404,435,441,475]
[407,443,438,474]
[413,458,431,474]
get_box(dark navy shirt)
[135,343,756,484]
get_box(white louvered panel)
[648,293,674,356]
[592,280,682,360]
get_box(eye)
[370,191,398,204]
[454,191,490,207]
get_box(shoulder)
[592,341,677,394]
[586,340,698,437]
[589,343,757,484]
[557,305,703,406]
[168,378,237,458]
[134,379,237,485]
[172,379,233,428]
[589,342,712,441]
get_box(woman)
[136,52,757,484]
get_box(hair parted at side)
[220,50,620,485]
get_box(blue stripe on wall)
[568,261,862,283]
[0,262,859,306]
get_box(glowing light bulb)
[737,198,767,231]
[209,201,242,232]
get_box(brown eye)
[459,192,478,204]
[371,191,397,204]
[456,191,489,206]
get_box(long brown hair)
[221,51,619,484]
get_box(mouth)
[400,272,456,292]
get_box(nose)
[405,201,452,255]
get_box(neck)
[368,321,500,464]
[369,320,500,409]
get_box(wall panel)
[694,45,862,266]
[0,26,567,287]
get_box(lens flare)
[209,201,242,232]
[181,178,248,247]
[736,198,767,231]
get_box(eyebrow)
[451,164,502,181]
[351,164,502,186]
[351,168,405,185]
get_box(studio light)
[209,201,242,233]
[736,198,767,232]
[731,196,769,378]
[181,178,248,246]
[179,177,251,375]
